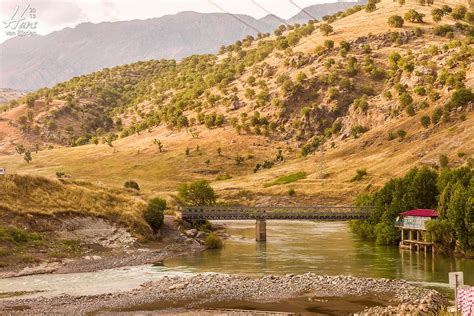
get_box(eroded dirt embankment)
[0,215,205,278]
[0,273,446,315]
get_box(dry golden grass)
[0,174,151,238]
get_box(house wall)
[402,216,432,230]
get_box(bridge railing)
[178,205,373,220]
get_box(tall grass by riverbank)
[0,174,151,238]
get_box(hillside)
[0,0,473,205]
[0,1,364,91]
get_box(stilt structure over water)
[395,209,438,254]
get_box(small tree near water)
[144,198,166,234]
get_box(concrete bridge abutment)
[256,219,266,241]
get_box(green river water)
[0,221,472,312]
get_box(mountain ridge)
[0,1,364,90]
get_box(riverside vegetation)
[350,165,474,256]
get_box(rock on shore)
[0,273,445,315]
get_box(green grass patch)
[264,172,307,187]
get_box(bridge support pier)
[256,219,266,241]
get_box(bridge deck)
[179,206,371,221]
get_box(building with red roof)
[396,209,438,254]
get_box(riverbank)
[0,273,446,314]
[0,215,206,278]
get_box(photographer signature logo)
[3,3,38,37]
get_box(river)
[1,221,472,300]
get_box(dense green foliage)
[143,197,166,233]
[205,232,223,249]
[350,166,474,254]
[178,180,216,206]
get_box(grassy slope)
[0,0,472,204]
[0,174,150,237]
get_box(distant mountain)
[0,1,364,90]
[287,0,366,24]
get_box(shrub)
[324,39,334,49]
[431,107,443,124]
[178,180,216,206]
[388,15,404,28]
[205,232,223,249]
[288,188,296,196]
[449,87,473,108]
[397,129,407,139]
[451,5,467,20]
[143,198,166,234]
[404,10,425,23]
[405,105,415,116]
[420,116,431,128]
[320,23,333,36]
[124,180,140,191]
[398,0,405,5]
[433,24,453,37]
[439,154,449,168]
[365,0,377,12]
[431,8,444,22]
[351,169,368,182]
[399,92,413,107]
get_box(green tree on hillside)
[178,180,216,206]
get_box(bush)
[178,180,216,206]
[143,198,166,234]
[439,154,449,168]
[324,39,334,49]
[124,180,140,191]
[399,92,413,107]
[365,0,377,12]
[205,232,223,249]
[388,15,404,28]
[351,169,368,182]
[320,23,333,36]
[433,24,453,37]
[397,129,407,139]
[404,10,425,23]
[431,107,443,124]
[288,188,296,196]
[420,116,431,128]
[451,5,467,20]
[431,8,444,22]
[449,87,473,108]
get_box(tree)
[319,23,333,36]
[124,180,140,191]
[451,5,467,20]
[399,92,413,107]
[404,9,425,23]
[449,87,473,108]
[143,197,166,234]
[388,15,404,28]
[398,0,405,6]
[420,116,431,128]
[217,147,222,156]
[365,0,377,12]
[15,144,26,155]
[439,154,449,168]
[154,139,163,152]
[178,180,216,206]
[324,39,334,49]
[431,107,443,124]
[431,8,444,22]
[23,151,32,164]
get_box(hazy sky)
[0,0,336,43]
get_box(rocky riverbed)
[0,273,446,315]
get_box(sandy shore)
[0,273,446,315]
